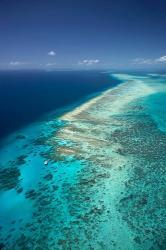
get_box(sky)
[0,0,166,70]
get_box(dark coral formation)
[7,154,27,167]
[0,166,20,191]
[33,136,48,146]
[25,189,37,200]
[112,107,166,249]
[15,135,26,140]
[15,155,27,165]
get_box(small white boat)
[44,160,49,165]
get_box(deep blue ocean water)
[0,70,119,141]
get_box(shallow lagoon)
[0,73,166,249]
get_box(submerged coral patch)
[15,134,26,140]
[0,166,20,191]
[15,155,27,165]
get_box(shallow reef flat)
[0,74,166,249]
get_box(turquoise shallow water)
[0,73,166,249]
[144,92,166,132]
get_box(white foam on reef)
[60,91,108,121]
[60,74,156,121]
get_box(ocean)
[0,71,166,250]
[0,70,119,141]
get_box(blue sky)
[0,0,166,70]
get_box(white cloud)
[10,61,27,66]
[78,59,100,66]
[156,55,166,62]
[132,55,166,65]
[132,58,144,63]
[132,58,153,65]
[48,50,56,56]
[140,59,153,64]
[45,62,57,67]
